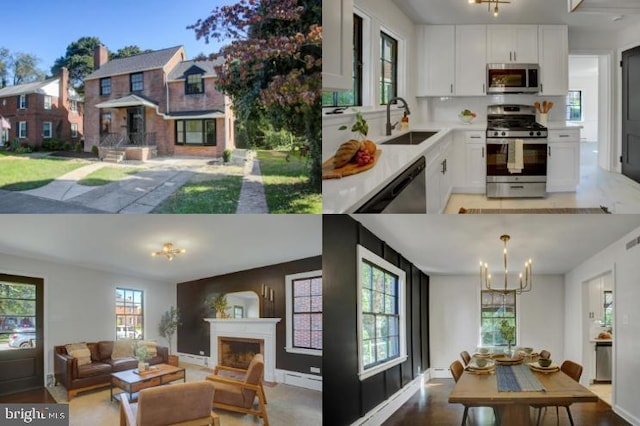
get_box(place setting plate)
[527,361,560,373]
[492,354,524,365]
[466,359,496,374]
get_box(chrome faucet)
[386,97,411,136]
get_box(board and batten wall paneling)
[323,215,430,426]
[176,256,321,376]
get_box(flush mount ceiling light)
[151,242,186,261]
[479,234,532,294]
[469,0,511,17]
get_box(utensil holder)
[537,113,548,126]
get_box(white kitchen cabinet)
[322,0,353,91]
[455,26,487,96]
[426,159,443,214]
[487,25,538,63]
[425,134,453,213]
[465,140,486,191]
[547,129,580,192]
[538,25,569,96]
[417,25,455,96]
[588,277,604,321]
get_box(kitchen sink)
[382,131,439,145]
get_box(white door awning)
[95,94,158,109]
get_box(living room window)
[42,122,52,139]
[115,288,143,340]
[285,270,322,356]
[480,290,517,348]
[357,245,407,381]
[130,72,144,92]
[175,119,216,146]
[100,78,111,96]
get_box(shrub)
[74,143,82,153]
[223,149,232,163]
[62,142,72,151]
[91,146,99,156]
[262,128,295,150]
[14,146,32,154]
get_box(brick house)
[83,45,234,159]
[0,68,84,148]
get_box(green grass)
[257,150,321,214]
[78,166,141,186]
[153,174,244,213]
[0,155,89,191]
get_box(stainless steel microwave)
[487,63,539,94]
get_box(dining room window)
[285,270,322,356]
[480,290,517,348]
[357,245,407,381]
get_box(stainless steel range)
[486,104,548,198]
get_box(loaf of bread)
[333,140,361,168]
[363,140,376,155]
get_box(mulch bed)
[48,152,99,159]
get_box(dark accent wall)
[176,256,322,376]
[323,215,430,426]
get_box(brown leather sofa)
[54,341,168,400]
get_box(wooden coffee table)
[110,363,186,402]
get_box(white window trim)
[70,100,78,113]
[71,123,78,138]
[18,121,27,139]
[285,269,322,357]
[43,122,52,139]
[357,244,407,381]
[19,95,26,109]
[44,95,52,110]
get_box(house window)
[71,123,78,138]
[566,90,582,121]
[44,96,52,110]
[115,288,143,340]
[357,245,407,381]
[42,122,52,139]
[322,14,363,108]
[603,290,613,327]
[100,78,111,96]
[285,270,322,356]
[18,122,27,139]
[18,95,27,109]
[101,113,112,135]
[130,73,144,92]
[480,291,517,348]
[185,73,204,95]
[175,119,216,146]
[380,32,398,105]
[70,100,78,113]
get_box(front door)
[0,274,44,395]
[127,107,145,144]
[621,45,640,183]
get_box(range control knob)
[501,131,506,136]
[494,131,499,136]
[536,131,541,136]
[529,131,534,136]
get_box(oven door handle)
[486,140,548,145]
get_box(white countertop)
[590,338,613,343]
[546,121,583,130]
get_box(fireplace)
[218,337,264,369]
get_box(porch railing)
[99,132,157,148]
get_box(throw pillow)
[137,340,158,357]
[65,343,92,366]
[111,339,134,359]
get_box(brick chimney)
[93,44,108,71]
[59,67,69,110]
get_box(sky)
[1,0,237,75]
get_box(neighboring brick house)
[83,45,234,159]
[0,68,84,148]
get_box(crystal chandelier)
[479,235,532,294]
[468,0,511,17]
[151,242,186,261]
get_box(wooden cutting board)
[322,149,382,180]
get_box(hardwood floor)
[383,379,631,426]
[0,387,56,404]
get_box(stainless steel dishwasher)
[595,341,612,383]
[355,156,426,213]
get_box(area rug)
[47,364,321,426]
[458,206,610,214]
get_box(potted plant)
[499,319,516,354]
[135,345,151,372]
[159,306,181,367]
[210,294,229,318]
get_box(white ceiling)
[0,215,322,283]
[393,0,640,30]
[353,215,640,275]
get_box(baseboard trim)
[613,404,640,426]
[452,187,486,194]
[350,373,423,426]
[275,369,322,391]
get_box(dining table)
[448,364,599,425]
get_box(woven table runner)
[496,364,545,392]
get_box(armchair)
[119,381,219,426]
[206,353,269,426]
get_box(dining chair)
[460,351,471,367]
[532,360,583,426]
[450,360,499,426]
[539,350,551,359]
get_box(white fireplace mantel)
[204,318,281,382]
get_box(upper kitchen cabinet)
[322,0,353,91]
[455,26,487,96]
[538,25,569,96]
[487,25,538,63]
[417,25,455,96]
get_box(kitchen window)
[175,119,216,146]
[566,90,582,121]
[380,31,398,105]
[115,288,143,340]
[42,122,52,139]
[130,73,144,92]
[480,290,517,348]
[285,270,322,356]
[603,290,612,327]
[322,14,363,108]
[357,245,407,381]
[100,78,111,96]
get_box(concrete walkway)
[236,153,269,214]
[22,162,106,201]
[0,190,104,213]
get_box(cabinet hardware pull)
[483,83,485,94]
[559,135,570,138]
[482,147,485,158]
[450,84,453,94]
[540,83,544,93]
[510,185,525,189]
[548,146,551,156]
[514,51,517,61]
[510,51,512,61]
[470,136,481,139]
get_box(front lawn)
[78,166,141,186]
[0,155,89,191]
[257,150,321,214]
